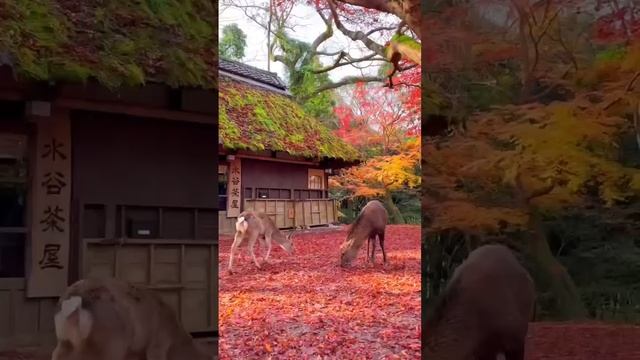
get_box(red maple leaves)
[333,82,420,152]
[218,225,421,359]
[527,323,640,359]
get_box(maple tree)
[425,0,640,320]
[218,225,421,359]
[331,136,420,224]
[333,82,420,154]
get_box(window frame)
[308,168,325,190]
[0,131,29,278]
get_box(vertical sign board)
[226,158,241,218]
[27,114,71,298]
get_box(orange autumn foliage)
[331,138,421,198]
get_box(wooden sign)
[27,113,71,298]
[226,158,241,218]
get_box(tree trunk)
[513,171,586,320]
[525,210,587,320]
[383,192,404,224]
[426,231,443,301]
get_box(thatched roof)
[0,1,216,89]
[218,59,359,161]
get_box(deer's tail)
[54,296,93,349]
[235,216,249,233]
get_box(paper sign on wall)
[27,113,71,298]
[227,158,241,218]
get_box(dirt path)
[218,225,421,359]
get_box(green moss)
[0,0,216,89]
[391,34,421,51]
[219,77,360,161]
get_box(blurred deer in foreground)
[228,210,296,273]
[339,200,388,267]
[424,244,535,360]
[51,277,210,360]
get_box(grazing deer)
[228,210,295,273]
[51,277,210,360]
[339,200,388,267]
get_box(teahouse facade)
[0,2,217,353]
[218,59,359,234]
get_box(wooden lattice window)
[218,164,228,210]
[0,133,28,278]
[308,169,325,190]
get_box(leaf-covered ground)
[526,322,640,360]
[218,225,421,359]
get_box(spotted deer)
[51,277,211,360]
[227,210,296,273]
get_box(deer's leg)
[248,232,262,269]
[380,231,387,264]
[366,238,371,262]
[228,233,243,273]
[370,236,377,265]
[263,232,273,263]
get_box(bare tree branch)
[308,76,386,96]
[327,0,386,56]
[335,0,422,37]
[366,26,398,36]
[313,53,385,74]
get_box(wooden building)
[218,59,359,234]
[0,3,218,354]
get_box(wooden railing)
[243,187,329,200]
[243,198,338,229]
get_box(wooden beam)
[236,154,319,166]
[0,89,24,101]
[55,98,215,125]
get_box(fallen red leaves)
[219,225,421,359]
[526,322,640,360]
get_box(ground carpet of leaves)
[219,225,421,359]
[526,322,640,360]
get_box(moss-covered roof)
[219,76,360,161]
[0,0,216,89]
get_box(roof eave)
[219,70,289,95]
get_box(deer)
[424,244,536,360]
[227,210,296,273]
[51,277,211,360]
[339,200,388,267]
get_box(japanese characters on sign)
[227,158,242,218]
[27,115,71,298]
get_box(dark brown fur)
[339,200,388,266]
[425,244,535,360]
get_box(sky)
[219,2,397,84]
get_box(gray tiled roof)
[219,58,287,90]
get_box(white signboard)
[27,114,71,298]
[227,158,241,218]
